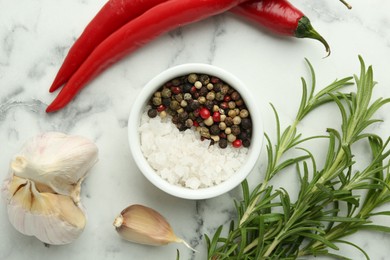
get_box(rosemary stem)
[239,182,268,226]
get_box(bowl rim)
[128,63,263,200]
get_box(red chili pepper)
[49,0,169,93]
[46,0,249,112]
[231,0,330,55]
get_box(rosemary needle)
[206,56,390,259]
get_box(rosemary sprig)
[206,56,390,259]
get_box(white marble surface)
[1,0,390,259]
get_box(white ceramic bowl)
[128,63,263,200]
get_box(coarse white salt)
[139,110,249,189]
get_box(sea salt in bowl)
[128,64,263,200]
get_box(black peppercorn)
[172,115,179,124]
[182,83,192,93]
[210,125,220,135]
[147,108,158,118]
[199,86,208,97]
[162,97,171,107]
[190,100,200,111]
[204,100,214,110]
[231,125,241,136]
[243,139,251,148]
[219,139,228,149]
[241,118,252,130]
[231,91,240,101]
[225,117,234,127]
[178,111,189,122]
[213,83,222,92]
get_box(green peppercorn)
[175,93,183,103]
[206,91,215,101]
[170,100,180,110]
[188,73,198,84]
[154,91,162,98]
[147,108,158,118]
[184,93,192,100]
[239,109,249,118]
[166,108,176,116]
[172,78,181,86]
[161,88,172,98]
[215,92,224,101]
[152,97,162,106]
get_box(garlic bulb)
[1,132,98,245]
[113,204,195,251]
[9,132,98,202]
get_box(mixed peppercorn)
[146,73,252,149]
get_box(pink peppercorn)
[199,108,211,119]
[171,86,181,94]
[156,104,166,112]
[212,111,221,122]
[232,139,242,148]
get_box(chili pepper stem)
[339,0,352,9]
[295,16,331,57]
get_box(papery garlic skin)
[113,204,195,251]
[10,132,98,202]
[1,132,98,245]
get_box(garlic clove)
[6,176,86,245]
[113,204,195,250]
[9,132,98,202]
